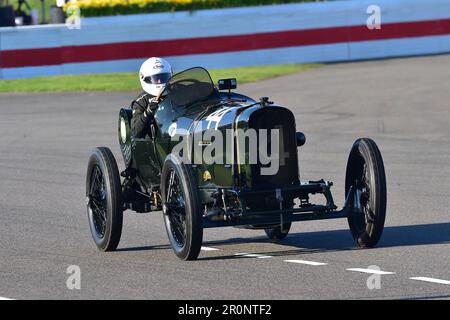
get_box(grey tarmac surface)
[0,54,449,299]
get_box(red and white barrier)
[0,0,449,79]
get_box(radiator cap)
[259,97,273,107]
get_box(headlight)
[120,117,127,143]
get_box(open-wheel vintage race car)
[86,67,387,260]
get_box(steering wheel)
[155,78,202,103]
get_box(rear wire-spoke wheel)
[345,138,386,248]
[89,165,107,238]
[86,147,123,251]
[161,154,203,260]
[166,169,187,247]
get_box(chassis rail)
[202,181,362,228]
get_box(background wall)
[0,0,449,79]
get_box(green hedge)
[74,0,323,18]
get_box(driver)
[131,57,173,138]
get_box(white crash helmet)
[139,57,173,96]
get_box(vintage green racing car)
[86,67,387,260]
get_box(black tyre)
[264,222,291,240]
[86,147,123,251]
[345,138,386,248]
[161,154,203,260]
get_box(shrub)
[64,0,319,17]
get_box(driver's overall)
[131,91,156,139]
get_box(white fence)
[0,0,449,79]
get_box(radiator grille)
[248,107,299,188]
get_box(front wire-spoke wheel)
[345,138,387,248]
[161,154,203,260]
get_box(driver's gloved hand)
[146,97,159,115]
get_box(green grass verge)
[0,64,319,93]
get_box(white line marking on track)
[201,246,220,251]
[410,277,450,285]
[284,259,328,266]
[234,253,273,259]
[346,268,395,275]
[254,255,273,259]
[0,296,13,300]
